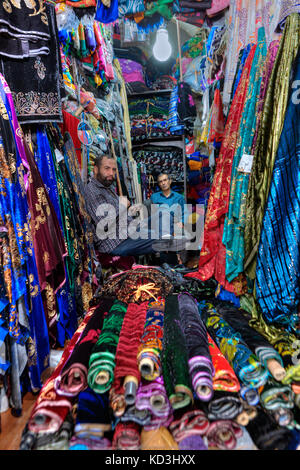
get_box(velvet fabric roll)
[161,295,194,410]
[87,300,127,394]
[135,375,173,426]
[140,427,179,450]
[199,301,269,388]
[179,435,207,450]
[137,298,165,381]
[120,406,152,427]
[75,387,112,436]
[110,301,148,416]
[207,394,244,421]
[207,332,240,393]
[178,293,214,401]
[259,380,295,411]
[205,420,243,450]
[112,422,141,450]
[56,298,115,397]
[27,307,96,434]
[169,409,210,444]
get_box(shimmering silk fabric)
[186,43,257,295]
[255,47,300,330]
[199,301,269,388]
[207,332,240,393]
[223,28,267,282]
[244,13,300,279]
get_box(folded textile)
[179,435,207,450]
[27,307,97,434]
[56,298,115,397]
[178,293,214,401]
[87,300,127,394]
[112,422,141,450]
[137,298,165,381]
[140,427,179,450]
[162,295,193,410]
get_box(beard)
[97,174,114,187]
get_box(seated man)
[85,154,186,257]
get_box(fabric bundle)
[112,422,140,450]
[169,409,210,449]
[205,420,243,450]
[100,267,173,304]
[87,300,127,393]
[161,295,193,410]
[140,427,179,450]
[135,376,173,430]
[27,307,96,434]
[110,301,148,417]
[120,406,152,427]
[177,293,214,401]
[199,301,269,388]
[73,387,112,443]
[137,298,165,381]
[210,300,285,381]
[259,380,295,412]
[206,393,244,421]
[56,298,115,397]
[207,332,240,393]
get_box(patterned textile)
[244,14,300,279]
[0,0,50,59]
[207,332,240,393]
[0,2,63,123]
[255,46,300,330]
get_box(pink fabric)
[206,0,230,16]
[118,59,145,84]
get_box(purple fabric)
[118,59,145,84]
[179,435,208,450]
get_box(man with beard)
[85,154,186,257]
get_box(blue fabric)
[255,49,300,330]
[95,0,119,24]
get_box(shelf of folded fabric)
[127,89,174,98]
[132,135,185,147]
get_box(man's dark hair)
[94,154,114,168]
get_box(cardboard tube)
[267,359,286,381]
[140,358,154,377]
[95,370,110,385]
[150,394,165,411]
[196,385,211,398]
[124,375,138,405]
[236,412,249,427]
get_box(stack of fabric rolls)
[19,266,300,451]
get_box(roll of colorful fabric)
[27,307,96,434]
[260,380,295,411]
[205,420,243,450]
[137,298,165,381]
[135,376,173,430]
[161,295,194,410]
[211,300,285,381]
[56,298,115,397]
[178,293,214,401]
[112,422,141,450]
[87,300,127,394]
[199,301,269,388]
[120,406,152,427]
[110,301,148,416]
[169,409,210,444]
[207,332,240,393]
[207,393,244,421]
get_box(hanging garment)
[0,0,50,59]
[161,294,193,410]
[137,298,165,381]
[177,293,214,402]
[27,306,96,434]
[56,297,115,397]
[95,0,119,24]
[110,301,148,417]
[87,300,127,394]
[255,47,300,330]
[207,332,240,393]
[199,301,269,388]
[244,13,300,279]
[0,2,63,124]
[223,28,268,282]
[186,43,257,295]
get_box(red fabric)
[59,110,82,167]
[28,307,97,434]
[208,88,225,143]
[186,46,257,296]
[207,332,240,393]
[112,301,148,395]
[96,252,135,270]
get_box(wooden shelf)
[127,88,174,98]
